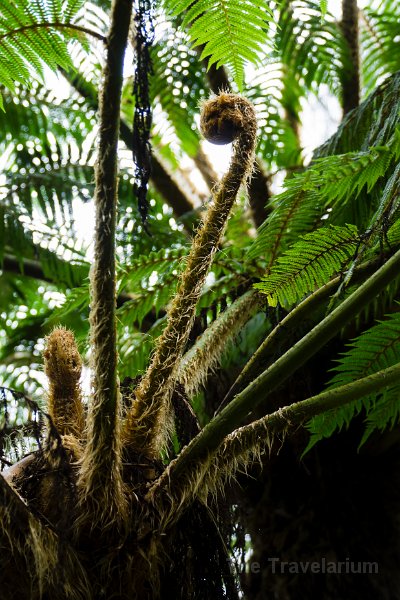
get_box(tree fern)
[304,309,400,453]
[254,224,359,307]
[165,0,274,90]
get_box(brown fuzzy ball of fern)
[200,92,249,145]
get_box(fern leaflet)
[165,0,273,90]
[304,309,400,453]
[254,224,359,307]
[0,0,90,108]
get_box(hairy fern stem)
[124,93,258,458]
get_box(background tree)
[1,0,400,598]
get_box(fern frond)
[248,136,399,263]
[117,320,165,381]
[246,170,321,263]
[166,0,273,90]
[117,283,175,327]
[316,70,400,158]
[278,0,344,95]
[360,386,400,446]
[388,217,400,247]
[43,284,89,326]
[119,247,188,292]
[0,0,95,108]
[360,3,400,93]
[330,310,400,389]
[304,309,400,453]
[0,83,96,148]
[2,204,89,290]
[368,159,400,233]
[248,61,303,169]
[254,224,359,307]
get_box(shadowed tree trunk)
[341,0,360,115]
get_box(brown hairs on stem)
[76,0,133,531]
[43,327,85,441]
[123,92,257,458]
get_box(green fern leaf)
[304,309,400,453]
[360,3,400,93]
[254,224,359,307]
[0,0,88,105]
[319,0,328,18]
[360,386,400,447]
[166,0,273,90]
[248,136,398,264]
[119,247,188,292]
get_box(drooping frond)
[360,1,400,94]
[248,130,400,263]
[254,224,359,307]
[304,309,400,453]
[0,0,97,109]
[165,0,274,90]
[315,69,400,157]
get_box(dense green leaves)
[0,0,93,109]
[304,310,400,453]
[360,1,400,92]
[255,224,359,307]
[165,0,274,90]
